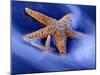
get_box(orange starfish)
[24,8,84,55]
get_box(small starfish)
[24,8,84,55]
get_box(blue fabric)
[11,1,96,74]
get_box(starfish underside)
[24,8,84,55]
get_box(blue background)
[11,1,96,74]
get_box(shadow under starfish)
[23,8,85,55]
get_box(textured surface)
[11,1,96,74]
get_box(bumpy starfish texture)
[24,8,84,55]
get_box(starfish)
[24,8,84,55]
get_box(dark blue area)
[11,1,96,74]
[12,54,41,74]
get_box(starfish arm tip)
[25,8,29,12]
[23,35,32,42]
[23,36,28,42]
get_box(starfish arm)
[30,35,55,51]
[67,29,85,39]
[24,25,55,40]
[31,41,46,50]
[54,32,67,55]
[58,13,73,27]
[25,8,57,26]
[45,35,51,48]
